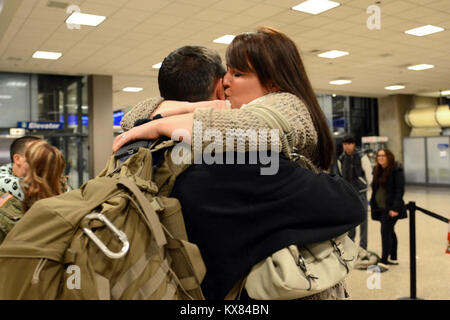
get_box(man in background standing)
[337,135,373,250]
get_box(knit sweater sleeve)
[120,96,165,131]
[193,92,318,163]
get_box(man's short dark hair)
[158,46,226,102]
[10,135,41,162]
[342,135,357,144]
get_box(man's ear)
[12,153,21,165]
[213,78,225,100]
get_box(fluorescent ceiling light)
[441,90,450,95]
[385,85,405,91]
[213,35,235,44]
[329,79,352,85]
[404,25,444,37]
[65,12,106,27]
[32,51,62,60]
[122,87,143,92]
[407,64,434,71]
[292,0,340,15]
[0,95,12,99]
[152,62,162,69]
[318,50,349,59]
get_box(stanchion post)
[409,201,417,300]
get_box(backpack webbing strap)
[117,177,167,248]
[131,258,172,299]
[110,243,167,299]
[95,273,111,300]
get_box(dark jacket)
[370,163,406,220]
[171,152,366,300]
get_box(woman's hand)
[389,210,399,218]
[112,121,160,153]
[112,113,195,153]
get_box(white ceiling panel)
[0,0,448,110]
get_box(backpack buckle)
[82,213,130,259]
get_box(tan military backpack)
[0,142,205,300]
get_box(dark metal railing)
[405,201,449,300]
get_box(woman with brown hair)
[114,27,355,300]
[370,148,406,271]
[22,140,66,211]
[114,26,334,172]
[0,140,65,243]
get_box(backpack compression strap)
[117,177,167,248]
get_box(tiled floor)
[345,185,450,300]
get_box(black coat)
[370,163,407,220]
[171,152,366,300]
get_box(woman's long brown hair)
[225,26,334,170]
[22,140,65,211]
[373,148,395,189]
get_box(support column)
[88,75,113,177]
[377,94,413,162]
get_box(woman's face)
[223,66,269,109]
[376,150,388,168]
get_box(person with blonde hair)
[0,140,65,242]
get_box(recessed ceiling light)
[65,12,106,27]
[404,25,444,37]
[32,51,62,60]
[441,90,450,95]
[318,50,349,59]
[213,35,235,44]
[292,0,340,15]
[330,79,352,85]
[152,62,162,69]
[0,95,12,99]
[407,64,434,71]
[122,87,143,92]
[385,85,405,91]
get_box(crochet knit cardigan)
[121,92,319,168]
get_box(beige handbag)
[243,105,358,300]
[245,234,358,300]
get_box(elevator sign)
[17,121,64,130]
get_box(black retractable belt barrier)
[398,201,449,300]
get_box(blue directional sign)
[17,121,64,130]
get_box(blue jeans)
[348,192,368,249]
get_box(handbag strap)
[224,277,246,300]
[245,104,297,160]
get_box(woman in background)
[0,140,65,243]
[370,148,406,271]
